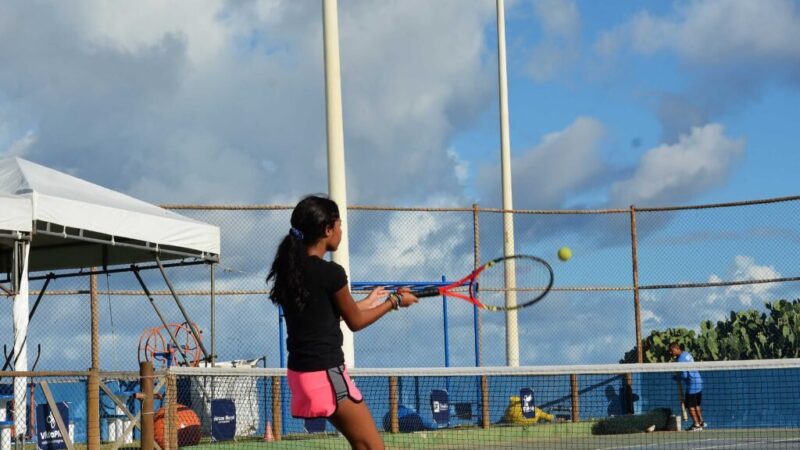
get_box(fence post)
[389,377,399,433]
[140,362,154,450]
[480,376,490,428]
[629,205,643,363]
[87,272,100,450]
[271,376,282,441]
[570,374,579,422]
[166,374,177,450]
[472,204,482,367]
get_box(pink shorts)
[288,364,363,418]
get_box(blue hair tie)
[289,227,304,240]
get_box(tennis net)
[162,359,800,449]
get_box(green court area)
[186,423,800,450]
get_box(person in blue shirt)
[669,342,706,431]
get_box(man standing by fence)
[669,342,706,431]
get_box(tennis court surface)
[165,359,800,449]
[182,428,800,450]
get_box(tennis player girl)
[267,195,417,449]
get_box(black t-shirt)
[283,255,348,371]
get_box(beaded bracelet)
[390,293,402,310]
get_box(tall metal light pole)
[497,0,519,367]
[322,0,355,366]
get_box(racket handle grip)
[411,287,441,298]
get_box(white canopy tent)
[0,157,221,438]
[0,195,31,238]
[0,157,219,272]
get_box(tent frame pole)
[1,274,53,371]
[26,259,207,281]
[11,241,19,294]
[210,263,216,367]
[132,267,193,366]
[155,255,210,363]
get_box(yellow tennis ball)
[557,246,572,262]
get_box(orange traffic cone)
[263,420,274,442]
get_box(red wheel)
[138,323,203,368]
[169,322,202,367]
[138,327,169,368]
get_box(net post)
[166,373,177,450]
[570,374,579,423]
[271,376,282,441]
[480,376,490,428]
[389,376,399,433]
[139,362,154,450]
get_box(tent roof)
[0,194,31,235]
[0,157,219,272]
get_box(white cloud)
[641,309,662,324]
[447,148,469,186]
[532,0,580,36]
[598,0,800,69]
[707,255,781,307]
[628,0,800,66]
[639,255,784,333]
[69,0,230,65]
[479,116,608,208]
[338,1,495,204]
[352,211,472,282]
[593,26,624,58]
[0,1,496,206]
[609,124,744,207]
[472,121,745,252]
[563,334,628,364]
[526,0,581,81]
[4,130,35,157]
[595,0,800,139]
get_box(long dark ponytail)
[267,195,340,309]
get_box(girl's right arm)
[333,286,417,331]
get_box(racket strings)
[475,256,553,310]
[478,286,551,292]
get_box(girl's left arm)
[356,288,385,310]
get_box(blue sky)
[462,0,800,209]
[2,0,798,208]
[2,0,800,368]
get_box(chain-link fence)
[0,371,89,448]
[2,197,799,372]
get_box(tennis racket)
[410,255,554,311]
